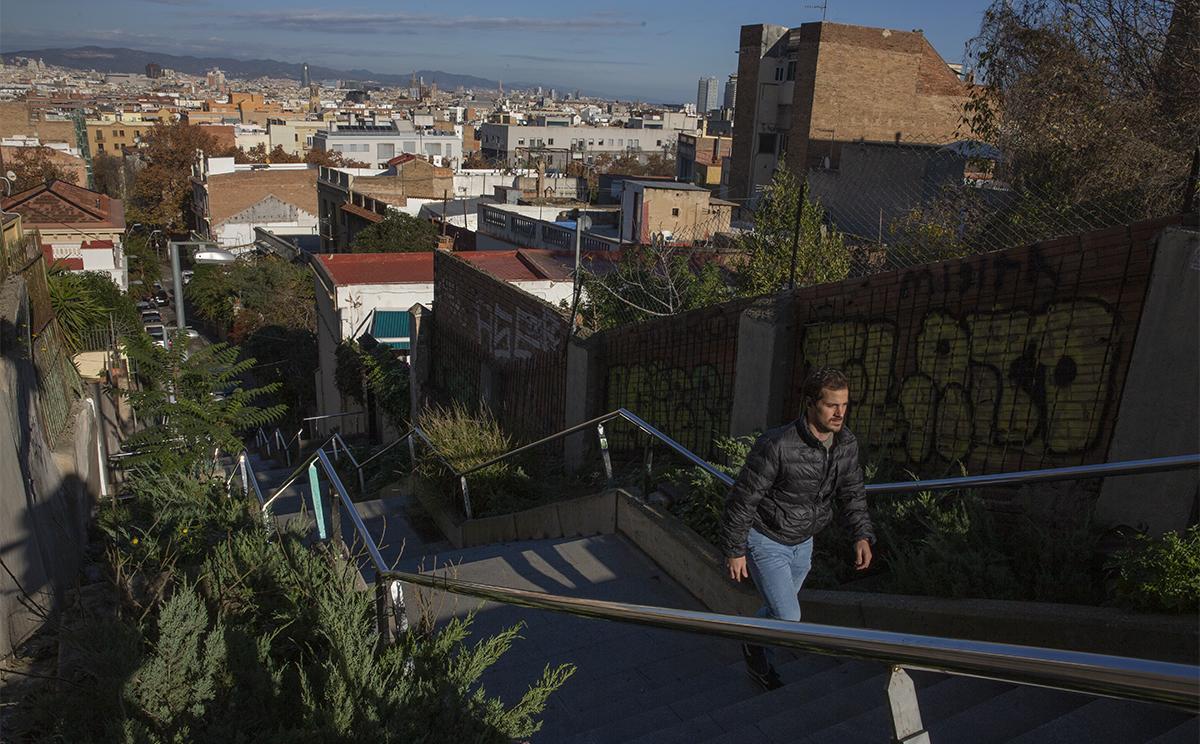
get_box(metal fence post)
[597,423,613,484]
[308,460,328,541]
[886,666,930,744]
[460,476,473,520]
[642,439,654,499]
[239,454,249,499]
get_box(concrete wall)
[1097,226,1200,534]
[0,278,98,657]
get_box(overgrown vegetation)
[1109,525,1200,613]
[186,255,318,417]
[417,402,539,517]
[334,338,411,432]
[350,212,440,253]
[665,435,1197,611]
[7,340,573,741]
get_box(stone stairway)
[243,449,1198,744]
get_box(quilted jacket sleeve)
[837,438,875,544]
[720,433,779,558]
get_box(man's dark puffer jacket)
[721,419,874,558]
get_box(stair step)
[1147,718,1200,743]
[1008,698,1195,744]
[801,672,1014,744]
[927,684,1093,743]
[558,654,845,744]
[553,652,829,743]
[749,664,926,743]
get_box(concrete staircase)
[243,449,1198,744]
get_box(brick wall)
[784,216,1181,474]
[430,251,569,440]
[595,299,751,458]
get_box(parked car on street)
[136,299,155,312]
[141,310,163,324]
[144,324,168,349]
[154,290,171,307]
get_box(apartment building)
[267,118,326,156]
[676,133,732,188]
[87,119,147,155]
[728,21,970,202]
[478,123,679,166]
[312,121,463,169]
[191,158,319,249]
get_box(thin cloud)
[222,10,646,34]
[500,54,646,67]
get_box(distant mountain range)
[1,46,541,92]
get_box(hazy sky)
[1,0,994,102]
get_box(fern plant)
[122,334,286,476]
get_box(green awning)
[371,310,412,350]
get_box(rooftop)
[204,168,318,225]
[317,248,614,287]
[2,179,125,231]
[627,179,709,191]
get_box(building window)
[671,208,680,216]
[774,66,784,82]
[588,140,594,146]
[96,143,104,151]
[119,130,125,137]
[656,140,662,147]
[548,138,554,145]
[779,133,789,155]
[786,60,797,81]
[518,138,525,145]
[758,133,777,154]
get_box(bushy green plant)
[19,466,573,742]
[335,339,411,432]
[418,402,537,516]
[1109,525,1200,613]
[122,336,286,477]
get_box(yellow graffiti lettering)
[1039,301,1117,453]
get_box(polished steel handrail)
[457,408,732,484]
[387,569,1199,712]
[358,432,410,469]
[866,454,1200,494]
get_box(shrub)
[418,402,537,516]
[1109,525,1200,614]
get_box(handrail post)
[239,453,249,499]
[597,423,613,484]
[375,577,409,646]
[406,434,416,464]
[357,465,365,496]
[887,666,930,743]
[308,460,328,540]
[642,438,653,500]
[460,476,473,520]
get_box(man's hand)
[853,539,872,571]
[727,555,749,582]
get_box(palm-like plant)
[47,264,110,352]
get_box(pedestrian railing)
[228,415,1200,741]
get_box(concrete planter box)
[413,479,617,549]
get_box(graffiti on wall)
[474,303,564,360]
[606,363,729,456]
[799,299,1122,467]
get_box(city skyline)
[2,0,994,102]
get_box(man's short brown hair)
[802,366,850,407]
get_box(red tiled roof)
[317,252,435,285]
[386,153,420,166]
[2,180,125,231]
[81,239,115,249]
[41,246,83,270]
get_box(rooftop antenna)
[806,0,828,20]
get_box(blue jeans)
[746,527,813,622]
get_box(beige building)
[87,120,148,156]
[267,118,326,156]
[619,180,733,244]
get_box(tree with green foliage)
[122,336,286,476]
[128,122,224,231]
[734,164,850,296]
[579,243,728,330]
[350,212,439,253]
[335,338,410,432]
[124,234,163,295]
[45,266,111,350]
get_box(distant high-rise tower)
[723,74,737,110]
[206,67,225,89]
[301,63,310,87]
[145,63,162,79]
[696,76,719,114]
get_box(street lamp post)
[167,240,236,331]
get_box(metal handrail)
[457,408,1199,498]
[357,432,409,469]
[385,568,1199,712]
[867,454,1200,494]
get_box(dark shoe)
[742,643,783,691]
